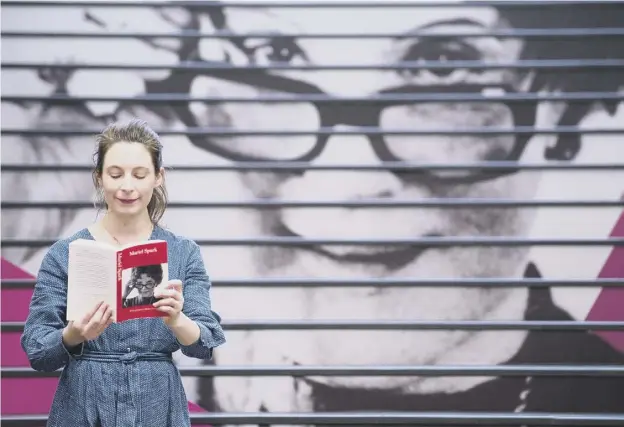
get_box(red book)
[67,239,168,322]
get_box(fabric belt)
[77,349,173,364]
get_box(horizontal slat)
[3,28,624,39]
[2,162,623,172]
[2,237,623,249]
[2,412,624,426]
[0,0,610,6]
[4,320,624,332]
[5,92,624,104]
[3,200,624,209]
[2,59,623,71]
[5,278,623,289]
[4,364,624,378]
[2,126,622,137]
[0,0,615,8]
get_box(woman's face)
[135,272,157,298]
[181,5,549,375]
[99,141,163,220]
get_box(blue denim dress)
[21,226,226,426]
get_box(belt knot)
[120,351,138,364]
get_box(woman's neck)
[101,211,154,244]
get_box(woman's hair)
[124,263,164,304]
[92,118,168,224]
[131,263,164,285]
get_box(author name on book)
[129,247,159,256]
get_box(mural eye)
[249,37,307,65]
[401,39,480,78]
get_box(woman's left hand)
[154,279,185,327]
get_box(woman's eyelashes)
[110,175,146,180]
[108,171,149,180]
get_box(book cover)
[117,240,169,322]
[67,239,169,323]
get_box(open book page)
[67,239,117,322]
[117,240,168,322]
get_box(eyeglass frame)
[163,68,544,185]
[131,278,158,290]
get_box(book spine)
[116,250,123,321]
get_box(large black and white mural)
[2,1,624,423]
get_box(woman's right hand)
[62,301,114,347]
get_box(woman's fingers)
[80,301,104,325]
[96,312,115,334]
[168,279,183,289]
[91,303,107,323]
[155,287,182,301]
[102,305,113,324]
[156,305,175,315]
[89,306,114,336]
[153,297,178,308]
[86,303,110,331]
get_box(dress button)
[126,347,131,352]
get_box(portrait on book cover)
[121,263,167,308]
[2,0,624,422]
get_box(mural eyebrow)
[83,10,106,28]
[397,18,487,41]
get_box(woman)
[20,118,226,426]
[122,264,164,308]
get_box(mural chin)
[248,242,530,371]
[255,237,530,280]
[272,221,439,272]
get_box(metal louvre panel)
[4,278,624,288]
[5,320,624,332]
[4,364,624,378]
[2,412,624,426]
[3,237,624,249]
[3,28,624,38]
[0,0,620,7]
[4,59,624,69]
[2,0,624,426]
[4,92,624,102]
